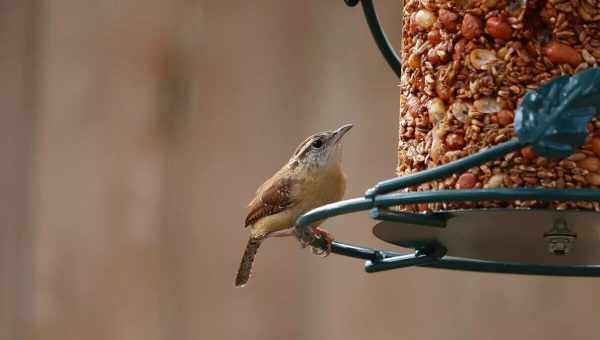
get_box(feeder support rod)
[345,0,402,78]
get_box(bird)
[235,123,352,287]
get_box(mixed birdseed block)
[398,0,600,210]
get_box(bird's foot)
[310,228,334,257]
[295,227,315,249]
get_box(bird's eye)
[311,139,323,148]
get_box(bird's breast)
[299,167,346,211]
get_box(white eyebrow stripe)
[292,133,330,157]
[292,136,314,157]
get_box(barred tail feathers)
[235,236,264,287]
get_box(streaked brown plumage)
[235,124,352,287]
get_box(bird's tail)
[235,236,265,287]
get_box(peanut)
[496,110,514,126]
[427,48,442,65]
[445,133,465,150]
[449,101,469,123]
[485,16,512,40]
[543,42,582,67]
[427,30,442,45]
[578,157,600,172]
[415,9,436,29]
[453,38,467,61]
[587,173,600,186]
[484,174,505,188]
[567,152,586,161]
[591,137,600,156]
[438,9,459,32]
[428,97,446,124]
[461,14,482,40]
[469,49,497,70]
[521,146,537,160]
[407,53,421,69]
[456,173,476,189]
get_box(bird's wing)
[245,176,297,227]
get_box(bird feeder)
[295,0,600,276]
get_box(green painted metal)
[298,188,600,237]
[373,188,600,206]
[332,241,600,277]
[297,187,600,276]
[365,241,447,273]
[365,139,523,197]
[369,208,448,228]
[295,197,371,228]
[415,257,600,277]
[343,0,402,78]
[365,253,440,273]
[515,68,600,158]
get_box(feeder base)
[373,209,600,268]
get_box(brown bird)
[235,124,352,287]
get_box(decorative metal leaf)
[514,68,600,158]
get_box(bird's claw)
[310,228,334,257]
[295,226,334,257]
[311,240,331,257]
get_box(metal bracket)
[365,241,448,273]
[344,0,402,78]
[544,218,577,256]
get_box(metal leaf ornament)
[514,68,600,158]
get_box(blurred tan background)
[3,0,600,339]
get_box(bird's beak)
[331,123,353,144]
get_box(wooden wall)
[0,1,36,339]
[1,1,599,339]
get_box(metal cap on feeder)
[294,1,600,277]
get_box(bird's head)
[289,123,353,169]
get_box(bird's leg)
[294,226,316,249]
[310,227,334,257]
[268,228,295,238]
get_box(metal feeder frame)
[293,1,600,277]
